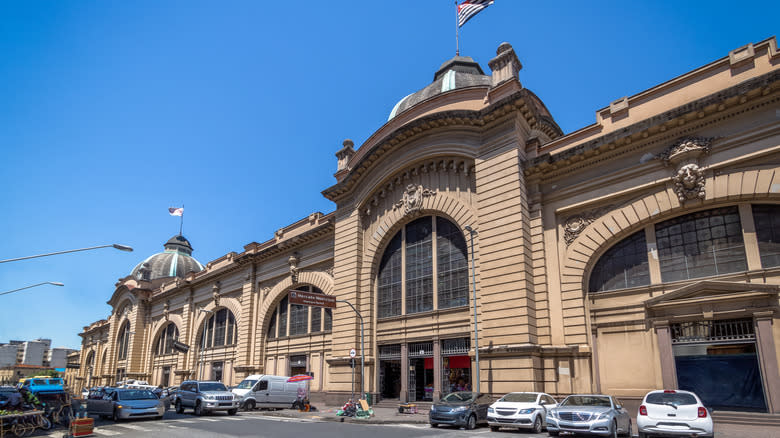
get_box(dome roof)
[388,56,491,120]
[130,234,204,281]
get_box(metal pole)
[198,308,213,381]
[337,300,365,399]
[0,243,133,263]
[0,281,64,297]
[465,226,479,394]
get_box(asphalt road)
[38,411,550,438]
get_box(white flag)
[168,207,183,216]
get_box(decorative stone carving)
[324,266,334,278]
[673,163,706,202]
[212,282,221,306]
[394,184,436,214]
[659,137,712,203]
[163,300,170,321]
[288,254,300,283]
[658,137,712,167]
[563,205,616,246]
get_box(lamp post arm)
[0,243,133,264]
[0,281,64,297]
[337,299,365,399]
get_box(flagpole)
[455,1,460,56]
[179,204,184,235]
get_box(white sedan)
[637,390,713,438]
[487,391,558,433]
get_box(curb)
[245,409,431,425]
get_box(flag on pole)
[457,0,494,27]
[168,207,184,216]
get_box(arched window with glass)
[200,308,237,348]
[752,204,780,268]
[377,215,469,318]
[266,285,332,338]
[117,322,131,360]
[154,323,179,355]
[589,231,650,292]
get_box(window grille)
[378,344,401,359]
[408,341,433,357]
[752,204,780,268]
[406,218,434,314]
[437,217,469,308]
[442,337,470,355]
[589,230,650,292]
[671,318,755,344]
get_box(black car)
[429,392,493,430]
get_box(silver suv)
[174,380,239,416]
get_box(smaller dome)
[389,56,490,120]
[131,234,204,281]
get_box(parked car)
[429,391,493,430]
[487,392,558,433]
[546,394,632,437]
[231,375,305,410]
[174,380,239,416]
[0,386,23,409]
[637,390,713,438]
[87,388,165,421]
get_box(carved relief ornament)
[394,184,437,214]
[673,163,706,203]
[288,254,300,283]
[659,137,712,203]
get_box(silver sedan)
[88,388,166,421]
[546,394,632,437]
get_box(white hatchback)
[637,390,713,438]
[486,392,558,433]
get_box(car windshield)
[646,392,697,406]
[500,393,538,403]
[235,379,257,390]
[118,390,157,400]
[442,392,474,403]
[199,383,227,392]
[561,396,611,407]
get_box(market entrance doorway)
[379,360,401,399]
[672,318,766,412]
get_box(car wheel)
[638,432,647,438]
[465,414,477,430]
[155,415,163,420]
[489,425,499,432]
[244,400,255,411]
[112,409,120,422]
[194,402,203,416]
[430,423,438,428]
[228,409,238,416]
[175,400,183,414]
[532,415,543,434]
[548,432,559,437]
[610,420,618,438]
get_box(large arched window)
[589,231,650,292]
[85,351,95,368]
[377,216,469,318]
[656,206,746,282]
[117,322,131,360]
[266,285,332,338]
[752,204,780,268]
[154,323,179,355]
[200,308,237,348]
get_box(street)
[37,411,549,438]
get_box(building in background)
[74,37,780,413]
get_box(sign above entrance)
[289,289,336,308]
[172,341,190,354]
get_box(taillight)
[639,405,647,416]
[698,407,707,418]
[663,390,676,393]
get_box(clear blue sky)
[0,1,776,349]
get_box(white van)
[231,375,305,410]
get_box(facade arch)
[149,313,184,350]
[564,169,780,294]
[258,270,335,334]
[190,297,242,343]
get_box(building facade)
[75,37,780,412]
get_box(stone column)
[400,343,408,403]
[654,321,677,389]
[754,311,780,413]
[591,329,601,393]
[433,339,442,401]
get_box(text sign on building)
[289,289,336,308]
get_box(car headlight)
[487,407,494,413]
[430,405,436,412]
[597,412,610,420]
[116,405,124,409]
[548,411,558,418]
[518,408,536,414]
[452,406,469,412]
[204,395,214,400]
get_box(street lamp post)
[0,281,64,296]
[464,225,480,394]
[0,243,133,264]
[198,308,213,381]
[337,300,364,400]
[121,331,135,385]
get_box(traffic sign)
[349,348,356,358]
[289,289,337,308]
